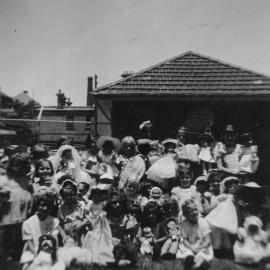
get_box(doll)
[82,187,115,266]
[114,212,139,266]
[141,201,163,239]
[139,226,156,255]
[239,133,260,182]
[106,190,127,240]
[197,133,216,176]
[28,234,65,270]
[234,215,270,264]
[149,186,163,206]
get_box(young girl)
[58,180,89,246]
[20,188,61,269]
[171,164,196,215]
[33,159,56,194]
[177,199,213,269]
[82,187,115,266]
[96,136,121,179]
[118,136,146,190]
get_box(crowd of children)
[0,122,269,270]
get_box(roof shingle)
[93,51,270,96]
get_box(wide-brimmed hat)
[239,133,253,144]
[220,176,239,193]
[137,139,152,146]
[161,138,178,148]
[96,136,121,152]
[194,175,209,188]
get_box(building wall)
[39,114,94,145]
[96,99,112,136]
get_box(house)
[36,90,95,146]
[90,50,270,181]
[13,90,40,107]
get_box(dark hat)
[97,136,121,152]
[162,138,178,148]
[240,133,253,144]
[137,139,152,146]
[224,124,235,133]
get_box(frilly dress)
[146,153,177,184]
[82,201,114,265]
[175,144,200,163]
[239,145,259,174]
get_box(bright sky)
[1,0,270,105]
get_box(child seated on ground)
[177,199,213,270]
[234,215,270,265]
[20,188,61,270]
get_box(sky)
[1,0,270,106]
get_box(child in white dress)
[20,188,61,270]
[177,199,213,269]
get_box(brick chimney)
[121,71,134,79]
[87,76,94,106]
[56,89,66,109]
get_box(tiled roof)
[14,91,40,106]
[93,51,270,96]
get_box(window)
[66,116,74,130]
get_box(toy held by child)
[82,187,115,266]
[234,215,270,265]
[139,227,156,255]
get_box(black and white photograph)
[1,0,270,269]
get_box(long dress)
[82,201,115,265]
